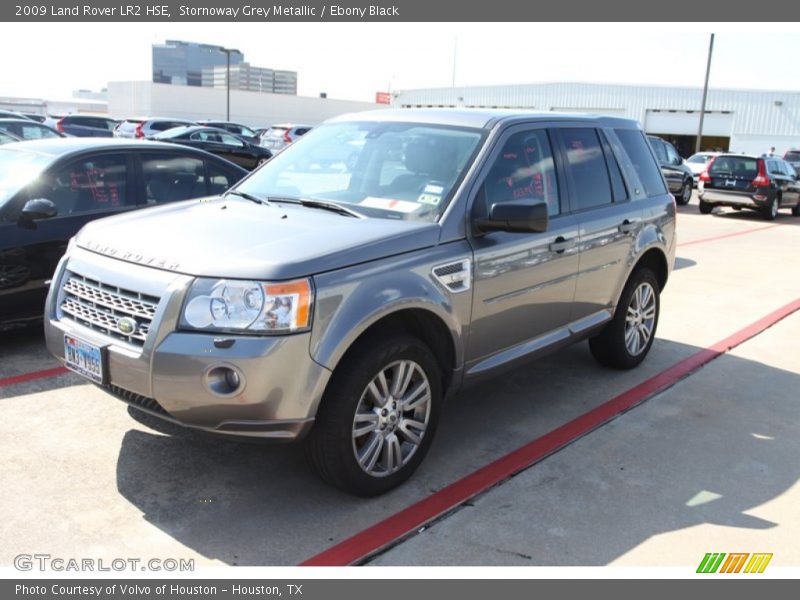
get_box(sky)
[2,22,800,102]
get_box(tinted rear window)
[708,156,758,178]
[560,128,613,210]
[615,129,667,197]
[784,151,800,161]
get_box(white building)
[0,95,108,117]
[107,81,382,127]
[395,82,800,157]
[201,63,298,95]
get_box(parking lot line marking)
[677,224,779,248]
[0,366,67,388]
[300,296,800,566]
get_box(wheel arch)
[321,307,459,397]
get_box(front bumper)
[44,247,331,441]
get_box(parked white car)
[686,152,721,186]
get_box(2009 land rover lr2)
[45,110,676,496]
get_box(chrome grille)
[59,272,160,346]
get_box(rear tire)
[590,268,660,370]
[305,335,442,496]
[763,195,779,221]
[792,204,800,217]
[699,199,714,214]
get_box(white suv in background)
[259,123,312,153]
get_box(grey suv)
[44,110,676,496]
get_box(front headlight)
[180,278,313,334]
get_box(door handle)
[618,219,639,234]
[549,236,576,253]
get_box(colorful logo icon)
[697,553,773,574]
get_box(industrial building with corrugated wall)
[394,82,800,157]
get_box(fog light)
[205,365,244,396]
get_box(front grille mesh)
[59,272,160,346]
[104,383,170,416]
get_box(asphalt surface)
[1,193,798,568]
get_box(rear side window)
[559,128,612,210]
[477,129,560,217]
[601,133,628,202]
[708,156,758,178]
[665,142,681,165]
[20,124,60,140]
[34,154,131,214]
[141,153,206,204]
[615,129,668,197]
[648,138,668,163]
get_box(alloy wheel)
[624,282,657,356]
[351,360,432,478]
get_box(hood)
[76,197,441,280]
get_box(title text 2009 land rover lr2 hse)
[45,110,676,495]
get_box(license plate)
[64,334,105,383]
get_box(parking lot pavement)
[0,203,798,567]
[370,309,800,566]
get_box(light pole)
[216,46,240,121]
[696,33,715,154]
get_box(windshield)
[236,121,484,222]
[0,148,52,215]
[708,156,758,178]
[687,154,712,164]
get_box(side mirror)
[672,156,683,166]
[476,199,549,234]
[20,198,57,221]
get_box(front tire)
[305,335,442,496]
[590,268,660,370]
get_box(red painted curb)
[0,366,68,388]
[677,224,778,248]
[301,296,800,566]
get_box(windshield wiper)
[267,196,363,218]
[223,189,269,205]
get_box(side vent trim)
[432,259,472,293]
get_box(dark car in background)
[113,117,196,139]
[0,139,247,328]
[45,115,118,138]
[0,118,65,141]
[21,113,47,123]
[784,149,800,176]
[152,126,272,170]
[698,154,800,220]
[197,120,261,144]
[0,110,33,120]
[648,135,694,205]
